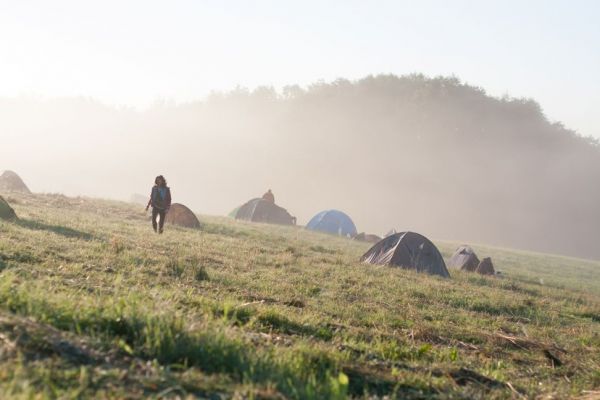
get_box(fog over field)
[2,74,599,260]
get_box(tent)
[476,257,495,275]
[165,203,201,229]
[448,245,480,271]
[360,231,450,278]
[0,196,17,221]
[353,232,382,244]
[0,170,31,194]
[228,206,240,218]
[234,198,295,225]
[306,210,357,237]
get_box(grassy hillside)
[0,193,599,399]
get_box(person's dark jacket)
[148,185,172,210]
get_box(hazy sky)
[1,0,599,137]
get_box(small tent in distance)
[234,198,295,225]
[353,232,381,244]
[448,245,480,271]
[0,171,31,194]
[0,196,17,221]
[306,210,357,237]
[228,206,240,218]
[165,203,201,229]
[361,231,450,278]
[476,257,496,275]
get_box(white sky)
[1,0,599,137]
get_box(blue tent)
[306,210,357,237]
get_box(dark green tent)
[361,231,450,278]
[0,196,17,221]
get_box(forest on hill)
[2,74,599,259]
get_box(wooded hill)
[2,74,599,259]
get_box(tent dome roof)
[0,170,31,194]
[165,203,201,229]
[361,231,449,278]
[306,209,357,237]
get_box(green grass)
[0,192,599,399]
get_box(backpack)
[152,186,170,209]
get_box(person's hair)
[155,175,167,186]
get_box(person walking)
[145,175,171,234]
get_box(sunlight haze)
[1,0,599,137]
[1,2,600,396]
[2,0,600,260]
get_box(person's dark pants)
[152,208,166,233]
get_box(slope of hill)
[0,193,599,399]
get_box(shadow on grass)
[256,311,334,340]
[200,222,251,238]
[344,365,439,398]
[579,311,600,322]
[17,219,94,240]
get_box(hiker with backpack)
[145,175,172,234]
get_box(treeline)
[2,74,599,259]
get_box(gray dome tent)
[448,245,480,271]
[0,196,17,221]
[476,257,495,275]
[361,231,450,278]
[234,198,295,225]
[0,170,31,194]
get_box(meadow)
[0,192,598,399]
